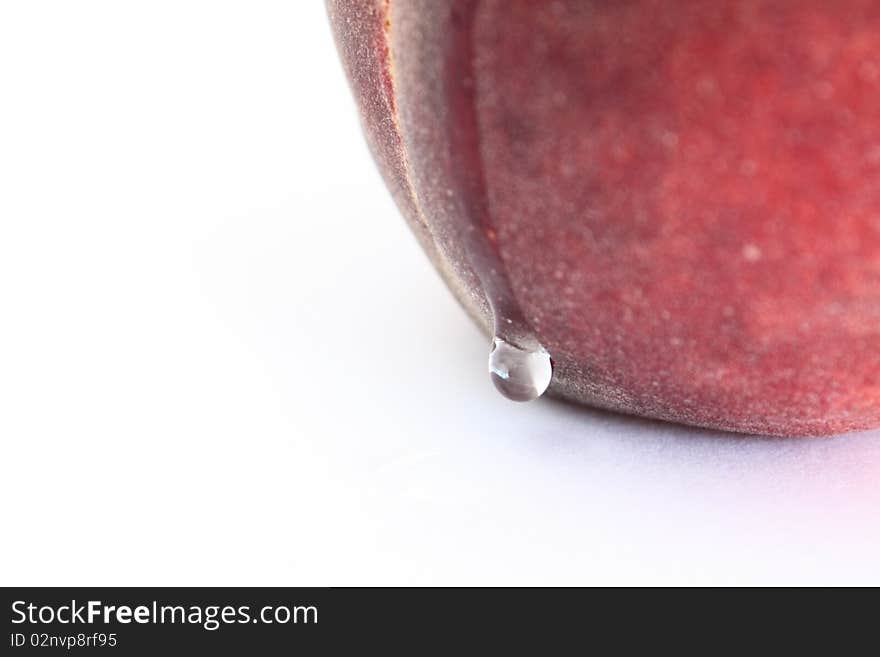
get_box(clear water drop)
[488,337,552,402]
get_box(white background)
[1,1,879,586]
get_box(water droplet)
[488,337,552,402]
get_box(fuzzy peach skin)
[327,0,880,437]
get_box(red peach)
[327,0,880,436]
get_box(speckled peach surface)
[325,0,492,329]
[329,0,880,436]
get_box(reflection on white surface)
[0,1,878,585]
